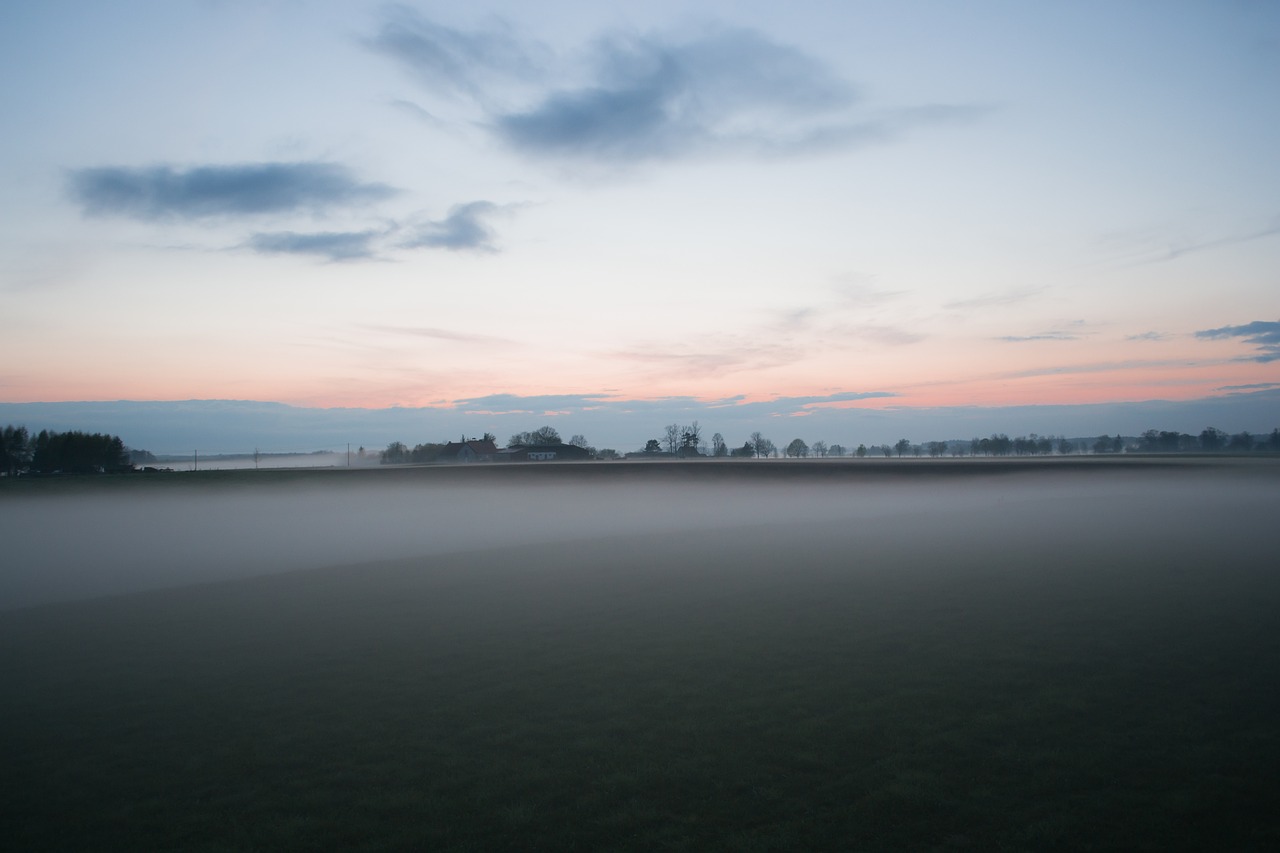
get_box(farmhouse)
[497,443,594,462]
[435,439,499,463]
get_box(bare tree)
[750,431,771,459]
[711,432,728,457]
[681,421,702,449]
[664,423,681,454]
[811,440,828,458]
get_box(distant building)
[435,439,499,463]
[497,443,593,462]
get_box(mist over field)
[2,459,1275,610]
[4,458,1280,849]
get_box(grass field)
[3,458,1278,850]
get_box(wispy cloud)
[246,230,383,262]
[1126,331,1171,342]
[1217,382,1280,392]
[69,162,396,221]
[1095,218,1280,268]
[400,201,502,252]
[371,12,985,164]
[944,287,1043,312]
[364,324,516,345]
[997,332,1079,342]
[996,319,1092,343]
[1196,320,1280,362]
[367,7,542,101]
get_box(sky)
[2,1,1278,452]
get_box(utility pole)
[347,443,351,467]
[194,449,198,472]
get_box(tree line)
[2,425,135,475]
[380,427,622,464]
[381,422,1280,464]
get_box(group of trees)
[634,426,1280,460]
[1137,427,1279,453]
[383,423,1280,466]
[2,425,133,475]
[380,427,620,464]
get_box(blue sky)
[1,1,1277,451]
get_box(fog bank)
[2,461,1276,610]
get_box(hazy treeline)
[381,427,621,464]
[1,425,134,475]
[380,422,1280,464]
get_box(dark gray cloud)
[1196,320,1280,362]
[69,162,396,221]
[400,201,500,251]
[494,27,857,160]
[367,7,541,99]
[372,12,982,163]
[246,230,382,262]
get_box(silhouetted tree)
[786,438,809,458]
[2,425,31,476]
[29,430,130,474]
[711,432,728,457]
[680,421,702,451]
[731,442,755,457]
[811,440,828,458]
[829,443,846,457]
[643,439,662,454]
[1200,427,1227,452]
[508,426,562,447]
[1228,431,1254,452]
[855,444,867,458]
[894,438,911,458]
[381,441,409,464]
[927,441,947,457]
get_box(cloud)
[364,324,515,345]
[997,319,1093,343]
[493,27,857,161]
[997,333,1079,342]
[1196,320,1280,362]
[452,392,616,414]
[246,230,382,261]
[944,287,1044,312]
[69,162,396,221]
[367,7,541,100]
[1217,382,1280,392]
[400,201,501,252]
[1126,331,1170,342]
[1095,218,1280,268]
[372,12,984,164]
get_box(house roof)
[437,439,499,459]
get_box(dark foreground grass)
[3,468,1279,850]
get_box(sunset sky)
[2,1,1278,450]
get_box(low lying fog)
[2,463,1275,609]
